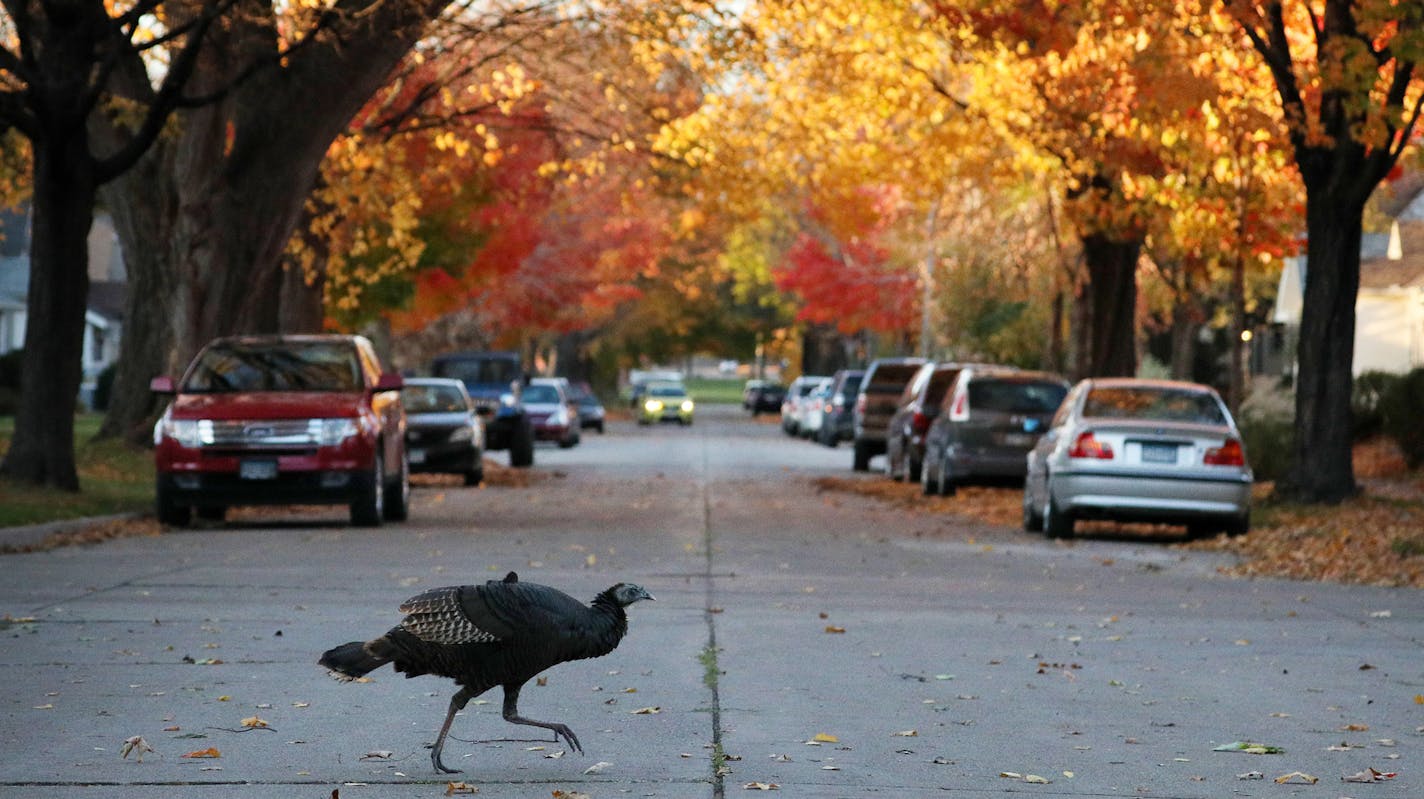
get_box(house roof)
[1360,220,1424,290]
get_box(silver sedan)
[1023,378,1252,538]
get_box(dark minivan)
[851,357,927,471]
[884,362,983,483]
[920,367,1070,496]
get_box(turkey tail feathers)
[319,640,387,681]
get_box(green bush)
[1352,370,1398,439]
[1379,367,1424,469]
[1238,382,1295,483]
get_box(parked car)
[743,379,787,415]
[1022,378,1252,539]
[525,377,580,448]
[921,368,1069,496]
[429,351,535,467]
[638,381,695,425]
[797,379,833,440]
[816,369,864,447]
[402,377,485,486]
[851,357,927,471]
[568,382,606,434]
[884,362,979,483]
[781,375,830,436]
[150,334,409,527]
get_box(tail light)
[1068,431,1113,459]
[948,390,969,422]
[1204,438,1245,466]
[855,395,866,415]
[911,411,930,435]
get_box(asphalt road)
[2,403,1422,798]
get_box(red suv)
[150,335,409,527]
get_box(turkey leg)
[430,686,474,774]
[502,684,583,753]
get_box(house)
[0,204,128,408]
[1273,179,1424,376]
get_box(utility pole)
[921,199,941,359]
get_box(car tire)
[1022,491,1044,532]
[196,506,227,522]
[509,417,535,468]
[156,482,191,527]
[1044,495,1072,539]
[920,457,939,496]
[852,440,871,472]
[464,464,484,486]
[1225,512,1250,537]
[595,421,604,434]
[885,445,902,481]
[383,451,410,522]
[351,452,385,527]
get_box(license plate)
[409,449,426,465]
[239,459,278,480]
[1001,433,1034,448]
[1141,443,1178,464]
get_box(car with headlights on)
[638,381,695,425]
[401,377,485,486]
[1023,378,1252,539]
[150,334,408,527]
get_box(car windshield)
[839,376,863,395]
[969,380,1068,413]
[523,384,562,404]
[403,385,467,413]
[183,342,361,392]
[435,358,520,386]
[649,385,686,398]
[868,364,921,390]
[1083,386,1227,424]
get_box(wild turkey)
[319,571,654,774]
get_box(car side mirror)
[150,376,177,394]
[374,373,404,393]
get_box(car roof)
[1081,377,1218,393]
[404,377,466,388]
[206,334,365,346]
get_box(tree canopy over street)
[0,0,1421,504]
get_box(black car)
[401,377,485,486]
[921,368,1070,496]
[568,382,606,434]
[816,369,864,447]
[851,357,927,471]
[743,379,787,416]
[883,362,981,482]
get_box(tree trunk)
[1079,232,1140,377]
[1279,195,1363,503]
[1168,302,1196,381]
[0,137,95,489]
[96,145,179,445]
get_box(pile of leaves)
[813,449,1424,589]
[0,516,161,555]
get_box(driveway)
[1,404,1420,798]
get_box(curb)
[0,512,144,551]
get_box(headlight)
[680,400,695,413]
[157,414,207,448]
[500,392,517,408]
[449,425,474,442]
[645,399,663,412]
[318,418,360,446]
[553,408,569,425]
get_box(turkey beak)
[639,588,656,602]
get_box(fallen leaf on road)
[630,706,660,714]
[1341,723,1370,732]
[811,733,838,743]
[1237,771,1264,780]
[445,782,478,795]
[120,736,154,761]
[1213,741,1284,754]
[583,761,612,774]
[180,747,220,758]
[1274,771,1318,784]
[743,783,779,791]
[824,625,846,634]
[240,716,268,729]
[894,730,918,737]
[1343,767,1396,783]
[999,772,1050,784]
[360,751,394,760]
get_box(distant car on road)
[781,375,830,436]
[920,368,1068,496]
[526,377,580,448]
[151,334,409,527]
[816,369,864,447]
[851,357,927,471]
[743,380,786,416]
[402,377,485,486]
[1023,378,1252,539]
[638,382,695,425]
[429,351,535,467]
[568,382,606,434]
